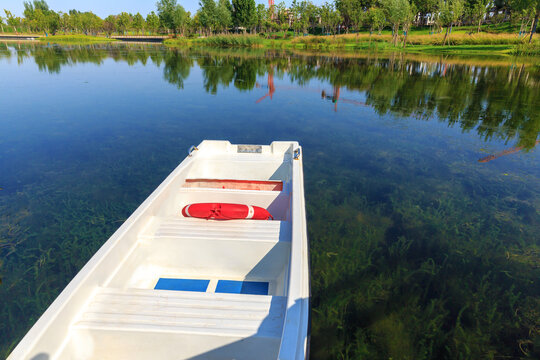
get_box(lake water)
[0,43,539,359]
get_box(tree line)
[0,0,538,43]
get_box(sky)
[1,0,317,18]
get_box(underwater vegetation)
[305,149,540,359]
[0,44,539,359]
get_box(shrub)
[194,35,262,47]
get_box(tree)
[232,0,257,30]
[68,10,82,32]
[216,0,233,33]
[290,0,303,35]
[276,1,289,37]
[58,11,69,32]
[320,2,342,36]
[510,0,534,36]
[255,3,267,33]
[350,5,365,40]
[146,11,160,34]
[305,1,320,33]
[365,6,386,37]
[132,12,145,34]
[439,0,465,45]
[380,0,411,45]
[80,12,102,35]
[23,0,60,34]
[173,5,189,35]
[4,10,21,33]
[3,10,22,33]
[116,12,131,34]
[103,15,117,35]
[199,0,217,34]
[470,0,491,32]
[335,0,365,31]
[298,1,312,35]
[527,0,539,43]
[402,2,417,46]
[157,0,178,33]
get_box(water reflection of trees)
[5,44,539,149]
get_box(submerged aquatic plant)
[0,44,539,359]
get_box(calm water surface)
[0,43,539,359]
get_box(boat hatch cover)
[154,278,210,292]
[215,280,269,295]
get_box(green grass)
[39,35,117,43]
[512,42,540,55]
[160,28,539,56]
[165,35,262,47]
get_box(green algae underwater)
[0,43,539,359]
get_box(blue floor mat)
[215,280,269,295]
[154,278,210,292]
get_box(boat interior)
[19,141,299,360]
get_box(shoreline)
[2,33,538,58]
[162,33,540,57]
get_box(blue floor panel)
[154,278,210,292]
[215,280,269,295]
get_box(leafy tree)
[80,12,102,35]
[263,5,276,36]
[199,0,217,34]
[157,0,178,33]
[402,2,417,46]
[335,0,365,31]
[305,1,320,33]
[4,10,21,33]
[470,0,491,32]
[23,0,60,34]
[103,15,117,35]
[216,0,233,33]
[276,2,290,36]
[350,4,365,40]
[132,12,145,34]
[232,0,257,30]
[173,5,189,35]
[380,0,411,45]
[58,11,69,32]
[146,11,160,33]
[320,2,342,36]
[364,6,386,37]
[68,9,81,32]
[439,0,465,45]
[116,12,132,34]
[290,0,307,35]
[255,3,267,33]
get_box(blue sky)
[1,0,319,18]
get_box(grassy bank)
[38,35,118,44]
[164,31,539,56]
[164,34,263,47]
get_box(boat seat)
[183,179,283,191]
[73,287,287,338]
[141,217,291,243]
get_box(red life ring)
[182,203,274,220]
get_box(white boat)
[9,140,310,360]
